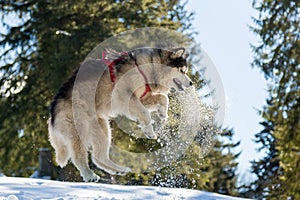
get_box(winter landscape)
[1,0,299,200]
[0,176,247,200]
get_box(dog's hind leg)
[62,120,99,182]
[68,135,100,182]
[49,132,69,167]
[90,118,131,175]
[48,122,70,167]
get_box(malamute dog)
[48,47,193,182]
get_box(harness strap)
[134,59,152,99]
[100,51,151,99]
[101,51,120,83]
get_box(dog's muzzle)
[173,78,193,91]
[173,78,184,91]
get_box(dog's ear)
[182,53,189,59]
[170,48,185,59]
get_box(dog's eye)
[179,66,187,73]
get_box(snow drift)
[0,177,248,200]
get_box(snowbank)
[0,177,248,200]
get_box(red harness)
[100,51,151,99]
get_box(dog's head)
[108,47,193,92]
[160,47,193,91]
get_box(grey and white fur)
[48,47,193,182]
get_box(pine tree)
[0,0,193,177]
[0,0,240,195]
[247,0,300,199]
[209,130,240,196]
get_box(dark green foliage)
[244,0,300,199]
[0,0,192,177]
[1,0,240,196]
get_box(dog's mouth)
[173,78,184,91]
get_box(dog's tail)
[48,119,69,167]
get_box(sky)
[186,0,268,182]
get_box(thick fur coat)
[48,47,192,182]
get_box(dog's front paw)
[141,124,157,139]
[84,173,101,182]
[157,106,168,123]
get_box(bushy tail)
[48,119,69,167]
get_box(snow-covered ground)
[0,177,249,200]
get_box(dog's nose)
[189,81,193,86]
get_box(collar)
[100,51,122,83]
[100,51,151,99]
